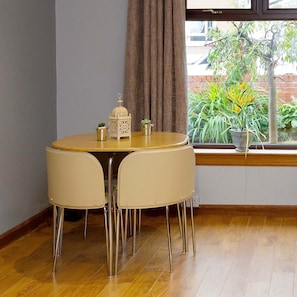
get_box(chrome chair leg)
[124,209,128,249]
[179,203,186,253]
[132,209,137,254]
[183,201,188,252]
[124,209,141,240]
[57,207,63,256]
[113,190,117,233]
[103,206,110,270]
[177,203,183,238]
[53,208,64,274]
[115,208,121,275]
[83,209,88,239]
[189,197,196,254]
[59,214,64,255]
[165,206,173,272]
[120,209,126,251]
[138,209,141,234]
[128,209,132,236]
[53,206,57,257]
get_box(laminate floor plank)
[1,210,297,296]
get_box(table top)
[51,131,189,152]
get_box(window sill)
[194,149,297,166]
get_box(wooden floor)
[1,209,297,297]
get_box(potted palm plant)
[222,82,266,152]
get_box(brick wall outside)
[188,74,297,104]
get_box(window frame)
[186,0,297,21]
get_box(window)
[186,0,297,148]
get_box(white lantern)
[108,94,131,140]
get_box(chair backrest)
[46,147,106,209]
[117,145,195,209]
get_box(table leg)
[108,154,114,276]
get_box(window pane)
[187,20,297,145]
[269,0,297,8]
[187,0,251,9]
[185,21,213,46]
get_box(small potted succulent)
[141,119,153,136]
[97,122,107,141]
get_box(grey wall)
[0,0,129,236]
[56,0,128,138]
[0,0,56,234]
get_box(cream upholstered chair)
[115,145,196,274]
[45,147,108,273]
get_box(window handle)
[202,9,222,14]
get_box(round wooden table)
[52,131,189,152]
[51,131,188,276]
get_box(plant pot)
[230,129,253,152]
[97,127,107,141]
[141,124,152,136]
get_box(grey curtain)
[123,0,188,133]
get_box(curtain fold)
[124,0,187,133]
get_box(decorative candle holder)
[108,93,131,140]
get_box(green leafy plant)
[141,119,152,125]
[278,99,297,142]
[224,82,256,129]
[188,83,231,143]
[222,82,265,140]
[278,99,297,129]
[188,82,269,144]
[98,122,106,127]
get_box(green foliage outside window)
[188,84,297,144]
[278,99,297,142]
[188,82,270,144]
